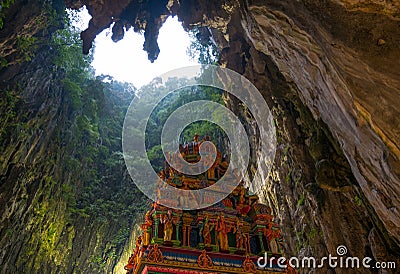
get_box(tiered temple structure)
[125,135,295,274]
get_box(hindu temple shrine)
[124,135,296,274]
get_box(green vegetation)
[16,35,38,61]
[297,193,305,207]
[0,85,31,147]
[294,225,321,254]
[0,89,21,142]
[0,56,7,67]
[137,81,227,172]
[51,21,94,81]
[138,25,224,172]
[354,195,363,206]
[3,10,148,271]
[285,168,292,183]
[0,0,14,29]
[308,226,318,245]
[187,27,219,64]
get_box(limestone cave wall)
[180,1,400,272]
[0,1,147,273]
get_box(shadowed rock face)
[0,0,399,273]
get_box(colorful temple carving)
[125,135,292,274]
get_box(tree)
[187,26,219,65]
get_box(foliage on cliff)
[133,78,226,172]
[0,0,14,29]
[0,7,148,272]
[0,4,228,270]
[187,27,219,65]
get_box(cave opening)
[70,7,199,88]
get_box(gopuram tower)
[125,135,295,274]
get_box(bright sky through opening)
[74,8,198,88]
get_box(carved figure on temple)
[286,261,298,274]
[199,175,208,188]
[147,244,163,263]
[134,236,144,267]
[141,211,153,246]
[237,187,246,207]
[237,186,253,215]
[155,177,163,203]
[204,151,217,179]
[124,252,135,272]
[242,255,257,273]
[222,197,233,207]
[178,177,198,209]
[197,250,213,269]
[216,214,231,251]
[244,233,251,254]
[264,222,281,253]
[193,134,200,154]
[124,236,143,272]
[200,217,214,246]
[263,222,272,239]
[217,155,229,177]
[158,170,166,180]
[169,169,181,187]
[161,210,174,242]
[234,219,246,249]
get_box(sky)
[73,8,198,88]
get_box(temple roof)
[124,135,293,274]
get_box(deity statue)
[134,236,143,267]
[199,176,208,188]
[234,219,245,249]
[158,170,166,180]
[263,222,273,240]
[216,214,231,251]
[237,185,252,215]
[193,134,200,154]
[237,187,246,207]
[222,197,233,207]
[124,252,135,271]
[178,178,198,209]
[217,155,229,177]
[264,222,281,253]
[124,236,143,271]
[200,217,214,246]
[161,210,174,242]
[197,250,213,269]
[202,145,217,179]
[244,233,251,254]
[141,211,153,246]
